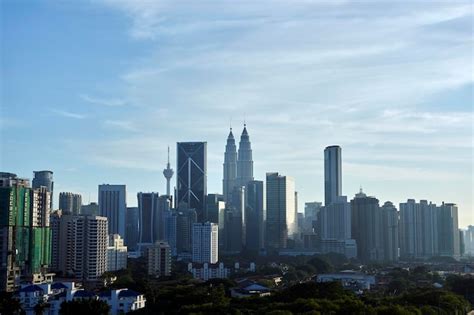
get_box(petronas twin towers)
[223,124,254,203]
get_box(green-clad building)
[0,172,52,292]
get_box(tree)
[0,292,23,315]
[34,301,49,315]
[59,299,110,315]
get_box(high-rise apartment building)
[32,170,54,209]
[137,192,160,251]
[399,199,438,259]
[265,172,296,251]
[192,222,218,264]
[107,234,127,271]
[438,202,460,258]
[176,142,207,221]
[381,201,399,262]
[58,192,82,215]
[0,173,51,291]
[98,184,126,237]
[319,196,351,240]
[351,189,384,262]
[324,146,342,206]
[147,241,171,277]
[223,128,237,203]
[245,180,265,252]
[57,215,108,281]
[236,125,254,189]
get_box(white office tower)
[265,172,296,251]
[192,222,218,264]
[147,241,171,277]
[99,184,126,237]
[107,234,128,271]
[465,226,474,256]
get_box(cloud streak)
[50,109,86,119]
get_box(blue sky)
[1,0,473,227]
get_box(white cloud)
[50,109,86,119]
[103,120,138,132]
[80,94,128,107]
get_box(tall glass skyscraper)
[324,146,342,206]
[98,184,126,237]
[223,128,237,203]
[176,142,207,222]
[236,125,254,188]
[245,180,265,252]
[137,192,160,251]
[265,172,296,251]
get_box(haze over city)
[1,0,473,227]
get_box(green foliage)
[59,299,110,315]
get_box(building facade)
[98,184,126,237]
[32,170,54,209]
[324,146,341,206]
[107,234,127,271]
[137,192,160,251]
[147,241,171,277]
[192,222,218,264]
[223,128,237,203]
[265,172,296,251]
[58,192,82,215]
[176,142,207,221]
[236,125,254,188]
[245,180,265,252]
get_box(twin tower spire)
[223,124,254,202]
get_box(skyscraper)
[223,128,237,203]
[399,199,438,259]
[163,146,174,197]
[265,172,296,251]
[245,180,265,252]
[319,196,351,240]
[350,189,384,262]
[205,194,225,224]
[324,146,342,206]
[438,202,460,258]
[176,142,207,221]
[381,201,399,262]
[32,170,54,209]
[58,192,82,215]
[98,184,126,237]
[125,206,139,251]
[192,222,218,264]
[57,214,108,281]
[0,173,51,291]
[236,125,254,188]
[304,202,322,233]
[137,192,160,251]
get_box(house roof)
[51,283,68,290]
[118,289,140,298]
[19,285,44,293]
[73,290,95,298]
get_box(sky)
[1,0,473,227]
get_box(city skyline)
[2,1,473,227]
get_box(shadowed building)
[176,142,207,222]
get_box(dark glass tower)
[223,128,237,203]
[176,142,207,222]
[324,146,342,206]
[245,180,265,252]
[236,125,254,188]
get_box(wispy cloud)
[80,94,127,107]
[50,109,86,119]
[103,119,138,132]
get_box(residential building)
[319,196,351,240]
[381,201,399,262]
[80,202,99,216]
[351,189,384,262]
[147,241,171,277]
[192,222,218,264]
[107,234,127,271]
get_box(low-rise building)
[316,271,376,293]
